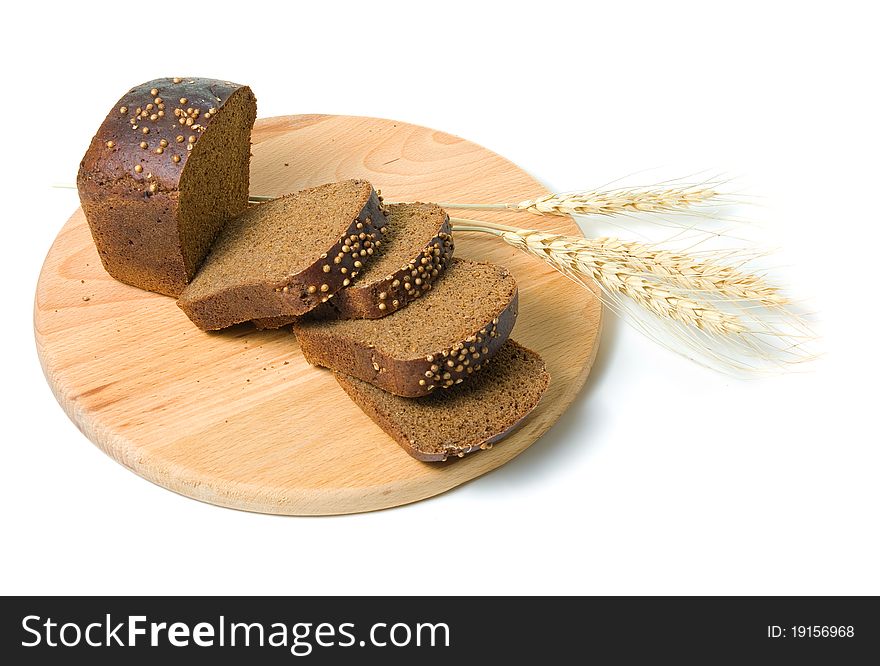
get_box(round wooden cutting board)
[34,115,602,515]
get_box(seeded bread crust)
[328,204,454,318]
[177,182,388,330]
[334,340,550,461]
[253,203,454,329]
[77,77,256,296]
[294,260,519,397]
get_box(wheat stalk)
[588,238,787,308]
[426,182,724,218]
[55,179,729,217]
[59,179,728,215]
[451,218,813,373]
[256,182,726,213]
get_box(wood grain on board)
[34,115,602,515]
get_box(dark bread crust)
[327,206,453,319]
[252,203,453,328]
[177,185,388,330]
[77,77,256,296]
[78,188,188,296]
[334,340,550,461]
[295,283,518,397]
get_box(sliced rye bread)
[177,180,387,330]
[335,340,549,461]
[253,202,453,328]
[294,258,518,397]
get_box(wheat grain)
[492,226,748,336]
[451,218,814,373]
[433,183,722,218]
[586,238,787,308]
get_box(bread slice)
[177,180,387,330]
[326,202,453,317]
[294,258,518,397]
[335,340,549,461]
[78,77,257,297]
[253,202,453,328]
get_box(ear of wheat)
[451,218,814,374]
[424,179,729,218]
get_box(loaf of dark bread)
[77,77,257,296]
[294,258,518,397]
[177,180,388,330]
[253,202,453,328]
[335,340,549,461]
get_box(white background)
[1,1,877,595]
